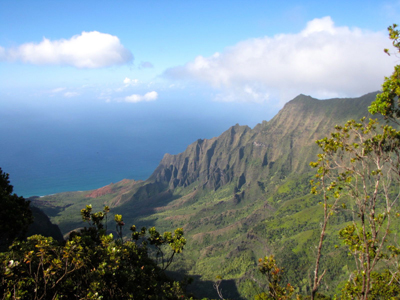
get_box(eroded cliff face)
[149,92,378,193]
[151,124,252,190]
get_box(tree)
[255,255,294,300]
[310,118,400,299]
[0,167,33,251]
[0,205,188,299]
[310,24,400,299]
[368,24,400,123]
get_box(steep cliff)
[149,92,377,192]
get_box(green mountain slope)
[32,92,383,299]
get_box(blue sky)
[1,0,400,120]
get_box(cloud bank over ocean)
[166,17,396,103]
[125,91,158,103]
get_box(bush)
[0,205,189,299]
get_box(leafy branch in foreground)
[369,24,400,123]
[309,23,400,300]
[1,205,188,300]
[310,117,400,299]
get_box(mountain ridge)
[149,92,379,192]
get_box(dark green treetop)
[0,167,33,251]
[369,24,400,122]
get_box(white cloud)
[50,87,66,93]
[125,91,158,103]
[64,92,79,98]
[165,17,396,103]
[125,94,142,103]
[144,91,158,101]
[1,31,133,68]
[123,77,139,85]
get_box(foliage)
[310,24,400,300]
[310,117,400,298]
[369,24,400,122]
[0,205,189,299]
[0,167,33,251]
[341,270,400,299]
[255,255,294,300]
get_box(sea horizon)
[1,96,273,198]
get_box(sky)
[1,0,400,122]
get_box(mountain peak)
[287,93,317,103]
[293,93,314,100]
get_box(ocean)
[1,97,274,197]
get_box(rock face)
[149,92,378,192]
[85,184,113,198]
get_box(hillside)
[27,206,63,241]
[32,91,383,299]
